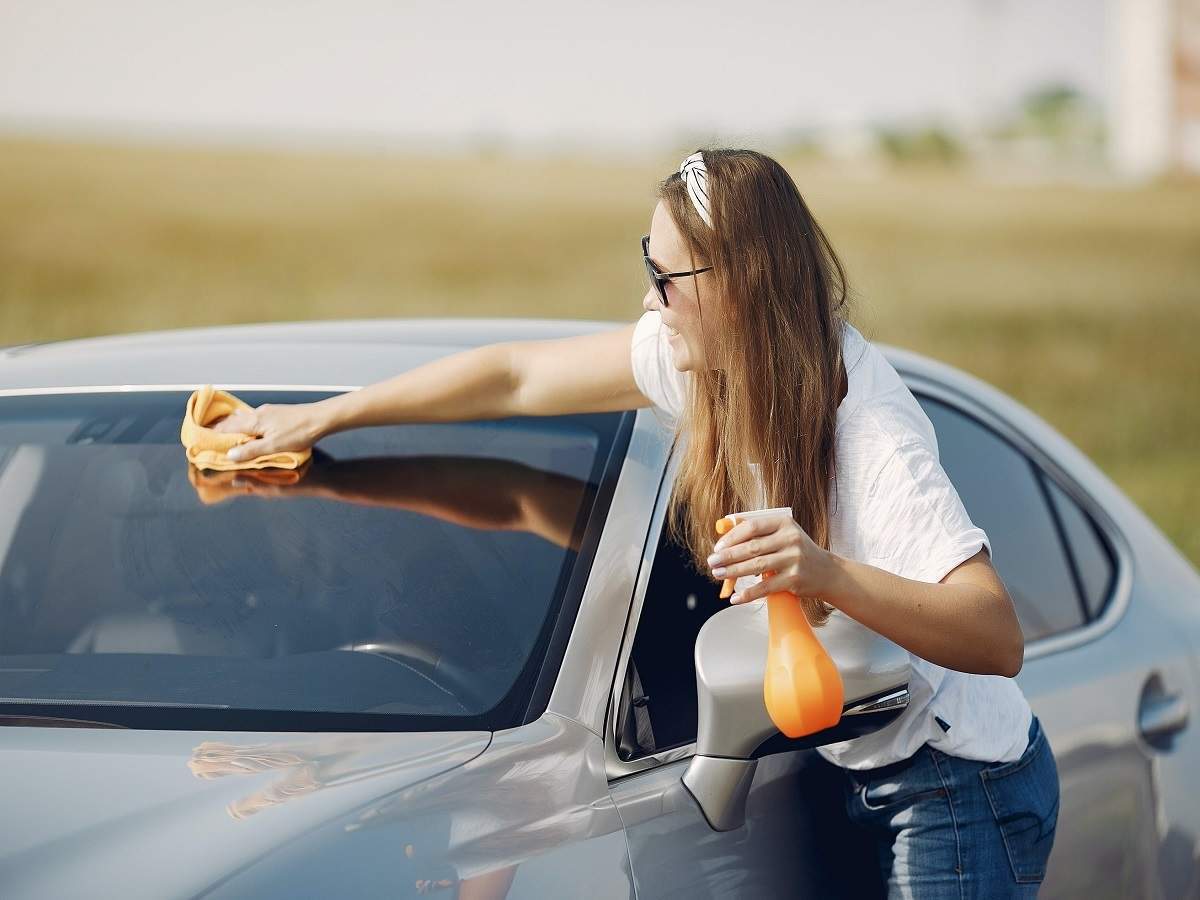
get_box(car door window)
[1041,475,1116,620]
[917,395,1100,641]
[616,512,725,760]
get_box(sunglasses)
[642,234,713,307]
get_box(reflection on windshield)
[0,391,628,729]
[188,450,591,554]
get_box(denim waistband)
[845,714,1040,785]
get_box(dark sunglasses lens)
[642,243,668,306]
[648,269,668,306]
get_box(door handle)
[1138,673,1190,746]
[1140,694,1189,740]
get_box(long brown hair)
[660,148,851,626]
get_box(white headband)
[679,151,713,229]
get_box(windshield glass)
[0,390,630,731]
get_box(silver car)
[1,319,1198,899]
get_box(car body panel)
[0,714,640,899]
[1017,594,1200,899]
[200,713,635,899]
[0,727,491,898]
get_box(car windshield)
[0,390,631,731]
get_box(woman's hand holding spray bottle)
[708,504,844,737]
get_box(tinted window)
[1042,476,1115,620]
[0,391,628,730]
[917,397,1086,641]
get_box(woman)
[215,147,1061,897]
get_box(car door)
[604,452,887,900]
[913,384,1200,900]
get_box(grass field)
[1,137,1198,565]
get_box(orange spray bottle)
[715,505,844,738]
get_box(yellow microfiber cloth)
[181,384,311,472]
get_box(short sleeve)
[630,309,687,425]
[857,437,992,585]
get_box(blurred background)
[0,0,1197,564]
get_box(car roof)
[0,318,624,392]
[2,315,962,392]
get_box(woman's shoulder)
[840,323,936,440]
[839,322,907,413]
[836,322,943,485]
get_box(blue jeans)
[843,715,1060,898]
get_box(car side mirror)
[681,601,911,831]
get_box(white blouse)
[630,309,1032,769]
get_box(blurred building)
[1111,0,1200,175]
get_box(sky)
[0,0,1108,154]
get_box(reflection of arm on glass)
[190,453,596,553]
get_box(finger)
[227,440,270,462]
[710,528,787,566]
[212,413,256,434]
[731,572,793,605]
[713,516,763,551]
[711,549,788,581]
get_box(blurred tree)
[778,128,826,160]
[1024,84,1086,135]
[989,82,1105,150]
[874,124,965,166]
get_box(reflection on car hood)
[0,726,490,898]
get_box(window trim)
[0,384,362,397]
[604,438,694,781]
[1034,467,1093,627]
[905,375,1133,663]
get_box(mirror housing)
[681,601,911,831]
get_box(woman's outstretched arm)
[217,320,647,460]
